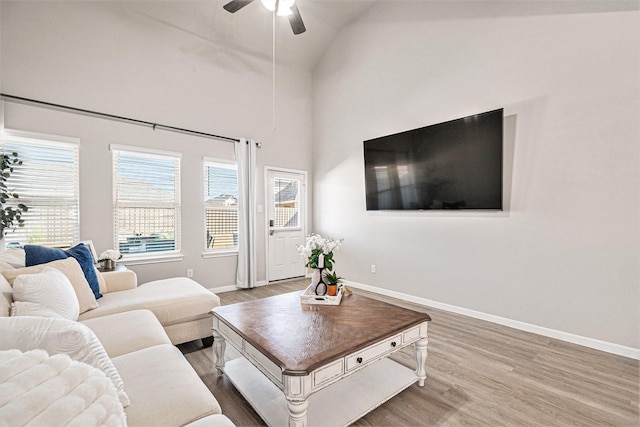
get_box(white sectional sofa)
[78,270,220,346]
[0,248,232,426]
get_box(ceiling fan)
[223,0,306,35]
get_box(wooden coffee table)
[211,290,431,427]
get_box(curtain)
[235,138,257,288]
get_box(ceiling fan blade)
[223,0,255,13]
[288,3,306,35]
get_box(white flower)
[297,233,343,257]
[98,249,122,262]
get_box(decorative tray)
[300,283,345,306]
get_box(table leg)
[287,398,309,427]
[414,337,428,386]
[212,329,226,374]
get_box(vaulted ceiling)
[123,0,376,71]
[118,0,637,73]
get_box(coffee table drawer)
[245,342,283,385]
[403,325,422,343]
[312,360,344,389]
[346,334,402,371]
[218,322,243,347]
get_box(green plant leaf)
[0,151,29,232]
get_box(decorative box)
[300,283,345,306]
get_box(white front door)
[266,168,307,282]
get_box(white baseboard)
[209,280,267,294]
[345,280,640,360]
[209,285,237,293]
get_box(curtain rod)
[0,93,241,143]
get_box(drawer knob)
[391,341,397,347]
[356,357,363,364]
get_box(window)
[271,176,300,228]
[204,159,238,252]
[112,145,181,259]
[0,129,79,248]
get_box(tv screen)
[364,108,503,210]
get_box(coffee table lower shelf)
[223,356,417,427]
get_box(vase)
[102,259,116,271]
[311,268,327,296]
[327,284,338,297]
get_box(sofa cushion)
[12,267,80,320]
[78,278,220,327]
[113,344,221,426]
[25,243,102,299]
[3,258,98,314]
[81,309,171,358]
[0,316,129,407]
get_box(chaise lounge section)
[78,270,220,346]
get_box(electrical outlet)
[187,269,193,278]
[371,264,376,274]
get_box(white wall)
[312,3,639,349]
[0,1,313,287]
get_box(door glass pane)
[272,178,299,228]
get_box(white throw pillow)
[0,248,26,268]
[0,316,130,407]
[10,301,64,318]
[2,258,98,315]
[12,267,80,321]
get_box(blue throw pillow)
[24,244,102,299]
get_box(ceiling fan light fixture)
[260,0,295,15]
[277,7,292,17]
[223,0,306,35]
[277,6,293,17]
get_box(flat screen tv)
[364,108,503,211]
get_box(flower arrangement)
[98,249,122,263]
[297,233,343,271]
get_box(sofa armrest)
[100,269,138,293]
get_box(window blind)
[204,159,238,251]
[112,146,181,257]
[1,130,80,248]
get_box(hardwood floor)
[179,279,639,426]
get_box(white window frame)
[203,157,239,258]
[0,128,80,249]
[111,144,183,264]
